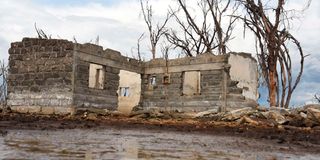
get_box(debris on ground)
[0,104,320,146]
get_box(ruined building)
[7,38,258,114]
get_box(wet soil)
[0,111,319,159]
[0,112,319,154]
[3,127,318,159]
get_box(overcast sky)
[0,0,319,106]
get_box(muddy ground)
[0,111,319,156]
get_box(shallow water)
[0,128,318,160]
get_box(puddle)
[0,128,318,160]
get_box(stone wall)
[6,38,258,114]
[73,43,143,110]
[142,71,224,112]
[7,38,74,114]
[7,38,144,113]
[141,53,258,112]
[141,54,227,112]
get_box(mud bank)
[3,127,319,159]
[0,111,319,153]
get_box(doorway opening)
[117,70,141,114]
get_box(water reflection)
[0,128,318,160]
[120,138,139,160]
[85,150,93,160]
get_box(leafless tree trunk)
[140,0,171,59]
[0,60,8,106]
[238,0,308,108]
[166,0,238,56]
[132,33,145,61]
[95,35,100,45]
[161,44,172,73]
[315,94,320,103]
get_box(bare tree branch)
[140,0,171,59]
[34,23,51,39]
[160,43,172,74]
[166,0,238,56]
[137,33,145,61]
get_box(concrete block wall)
[141,54,228,112]
[73,58,120,110]
[142,70,224,112]
[141,53,258,111]
[73,43,143,111]
[6,38,258,114]
[7,38,74,114]
[7,38,144,114]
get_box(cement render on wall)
[228,53,258,100]
[7,91,73,106]
[117,70,141,114]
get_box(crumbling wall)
[6,38,258,114]
[141,54,227,112]
[7,38,74,114]
[141,53,258,111]
[7,38,144,113]
[228,53,258,100]
[73,44,143,110]
[117,70,141,114]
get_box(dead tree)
[0,60,8,106]
[238,0,308,108]
[315,94,320,103]
[132,33,145,61]
[140,0,171,59]
[160,44,172,110]
[161,44,172,73]
[95,35,100,45]
[166,0,238,56]
[34,23,51,39]
[137,33,145,61]
[206,0,238,54]
[165,9,204,57]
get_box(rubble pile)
[194,104,320,128]
[127,104,320,129]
